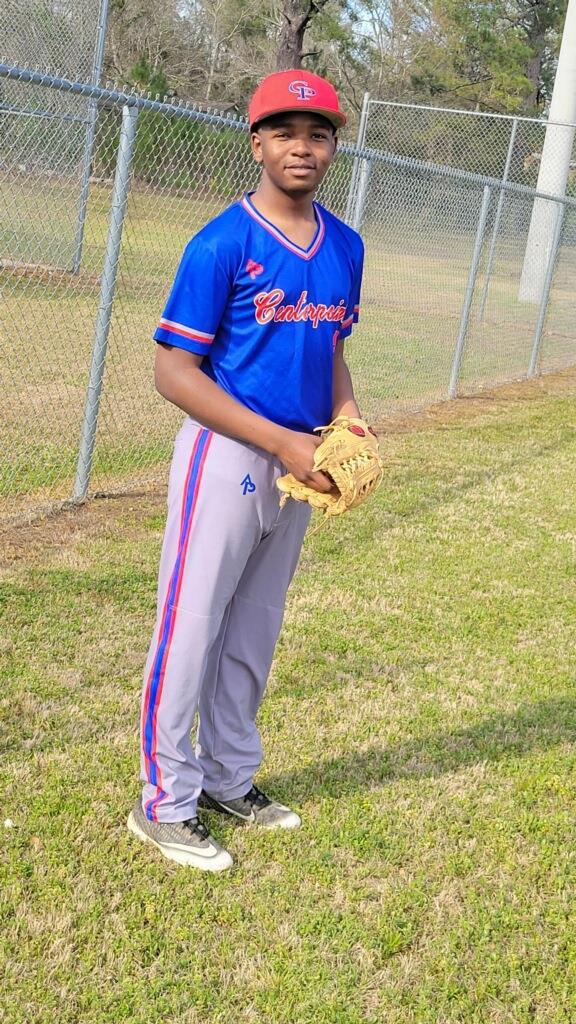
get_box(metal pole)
[478,117,518,320]
[345,91,370,226]
[527,202,565,377]
[351,158,372,232]
[449,186,492,399]
[0,64,247,129]
[73,104,138,501]
[71,0,110,274]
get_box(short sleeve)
[339,241,364,341]
[153,235,233,354]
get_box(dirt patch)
[373,366,576,434]
[2,366,575,566]
[0,490,167,568]
[0,259,102,288]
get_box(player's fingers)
[307,470,336,494]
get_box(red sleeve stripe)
[158,318,215,344]
[354,305,360,313]
[341,314,354,329]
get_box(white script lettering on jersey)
[254,289,347,329]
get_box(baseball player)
[128,69,365,870]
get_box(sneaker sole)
[127,812,233,871]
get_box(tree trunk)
[276,0,327,70]
[526,28,546,109]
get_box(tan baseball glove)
[276,416,384,522]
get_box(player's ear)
[250,130,263,163]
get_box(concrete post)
[528,203,565,376]
[519,0,576,302]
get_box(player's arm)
[332,339,361,419]
[155,344,333,492]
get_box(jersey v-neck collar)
[240,192,325,261]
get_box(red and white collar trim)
[241,193,325,261]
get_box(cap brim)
[250,104,347,131]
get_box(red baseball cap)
[249,70,346,130]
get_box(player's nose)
[289,136,313,155]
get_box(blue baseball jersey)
[153,193,364,433]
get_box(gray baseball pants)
[140,416,310,822]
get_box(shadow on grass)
[264,696,576,800]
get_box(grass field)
[2,174,575,516]
[2,372,576,1023]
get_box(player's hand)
[276,429,335,494]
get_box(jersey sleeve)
[339,240,364,341]
[153,234,234,354]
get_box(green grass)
[2,387,576,1022]
[1,438,176,498]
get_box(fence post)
[345,91,370,226]
[351,157,372,232]
[527,202,565,378]
[73,103,139,501]
[71,0,110,274]
[477,117,518,320]
[449,185,492,399]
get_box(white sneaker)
[127,800,233,871]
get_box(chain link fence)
[1,0,105,80]
[1,64,575,523]
[0,0,108,270]
[350,97,576,409]
[363,98,576,185]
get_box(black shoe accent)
[242,785,271,810]
[198,785,272,816]
[183,816,211,840]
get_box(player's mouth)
[285,164,316,174]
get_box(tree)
[276,0,332,68]
[425,0,568,112]
[504,0,568,109]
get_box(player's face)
[251,113,337,195]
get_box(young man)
[128,69,365,871]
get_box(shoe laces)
[243,784,271,810]
[183,816,211,840]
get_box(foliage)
[126,57,169,98]
[102,0,569,122]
